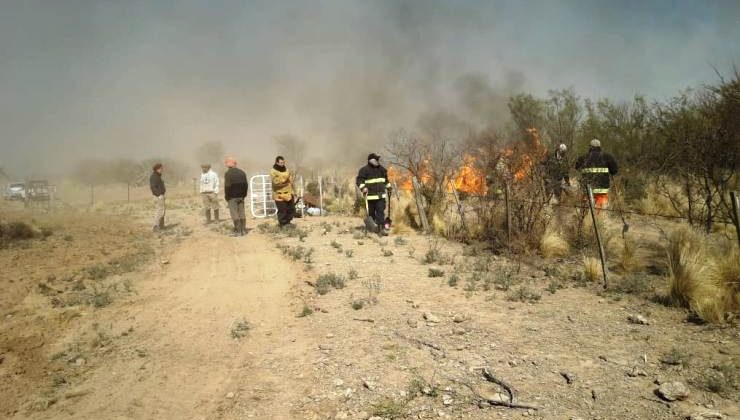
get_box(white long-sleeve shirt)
[199,170,219,194]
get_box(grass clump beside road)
[315,273,346,295]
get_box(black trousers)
[276,198,295,226]
[368,198,386,227]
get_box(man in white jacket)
[200,164,220,223]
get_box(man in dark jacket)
[224,157,248,236]
[149,163,166,231]
[356,153,391,235]
[575,139,618,209]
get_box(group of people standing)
[147,152,395,237]
[146,141,614,238]
[148,155,298,237]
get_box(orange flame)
[388,156,487,196]
[453,155,486,195]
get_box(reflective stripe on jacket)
[575,149,618,192]
[356,164,390,200]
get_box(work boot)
[205,210,212,224]
[214,209,220,222]
[229,220,240,237]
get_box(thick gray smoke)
[1,0,738,178]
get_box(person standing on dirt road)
[199,163,220,224]
[224,157,248,236]
[270,156,296,228]
[575,139,618,209]
[149,163,166,232]
[356,153,392,236]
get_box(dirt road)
[2,202,738,420]
[29,217,318,419]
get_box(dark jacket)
[544,151,570,183]
[224,167,248,200]
[149,172,166,197]
[575,148,618,192]
[356,164,390,200]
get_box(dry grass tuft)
[583,256,601,282]
[665,228,737,323]
[666,228,714,308]
[540,228,570,259]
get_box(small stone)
[362,379,376,391]
[453,314,466,323]
[424,312,441,323]
[508,360,518,367]
[407,319,418,328]
[480,391,508,404]
[335,412,348,420]
[226,392,235,399]
[333,378,344,387]
[627,366,647,377]
[560,371,575,384]
[75,358,86,366]
[357,412,371,420]
[326,333,334,339]
[689,411,724,420]
[657,381,689,401]
[628,314,649,325]
[442,394,453,406]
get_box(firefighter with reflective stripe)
[356,153,392,235]
[575,139,618,209]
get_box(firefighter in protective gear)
[356,153,391,235]
[270,156,296,228]
[575,139,618,209]
[544,143,570,202]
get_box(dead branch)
[352,318,375,323]
[461,367,541,410]
[394,331,446,355]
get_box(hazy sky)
[1,0,739,176]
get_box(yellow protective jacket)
[270,167,294,201]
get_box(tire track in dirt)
[34,219,318,420]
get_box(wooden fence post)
[587,186,608,289]
[731,191,740,248]
[318,176,324,216]
[504,181,512,255]
[449,180,469,241]
[411,176,430,233]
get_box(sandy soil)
[0,197,737,419]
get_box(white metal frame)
[249,175,278,218]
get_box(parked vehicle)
[5,182,26,200]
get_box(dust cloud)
[1,0,738,178]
